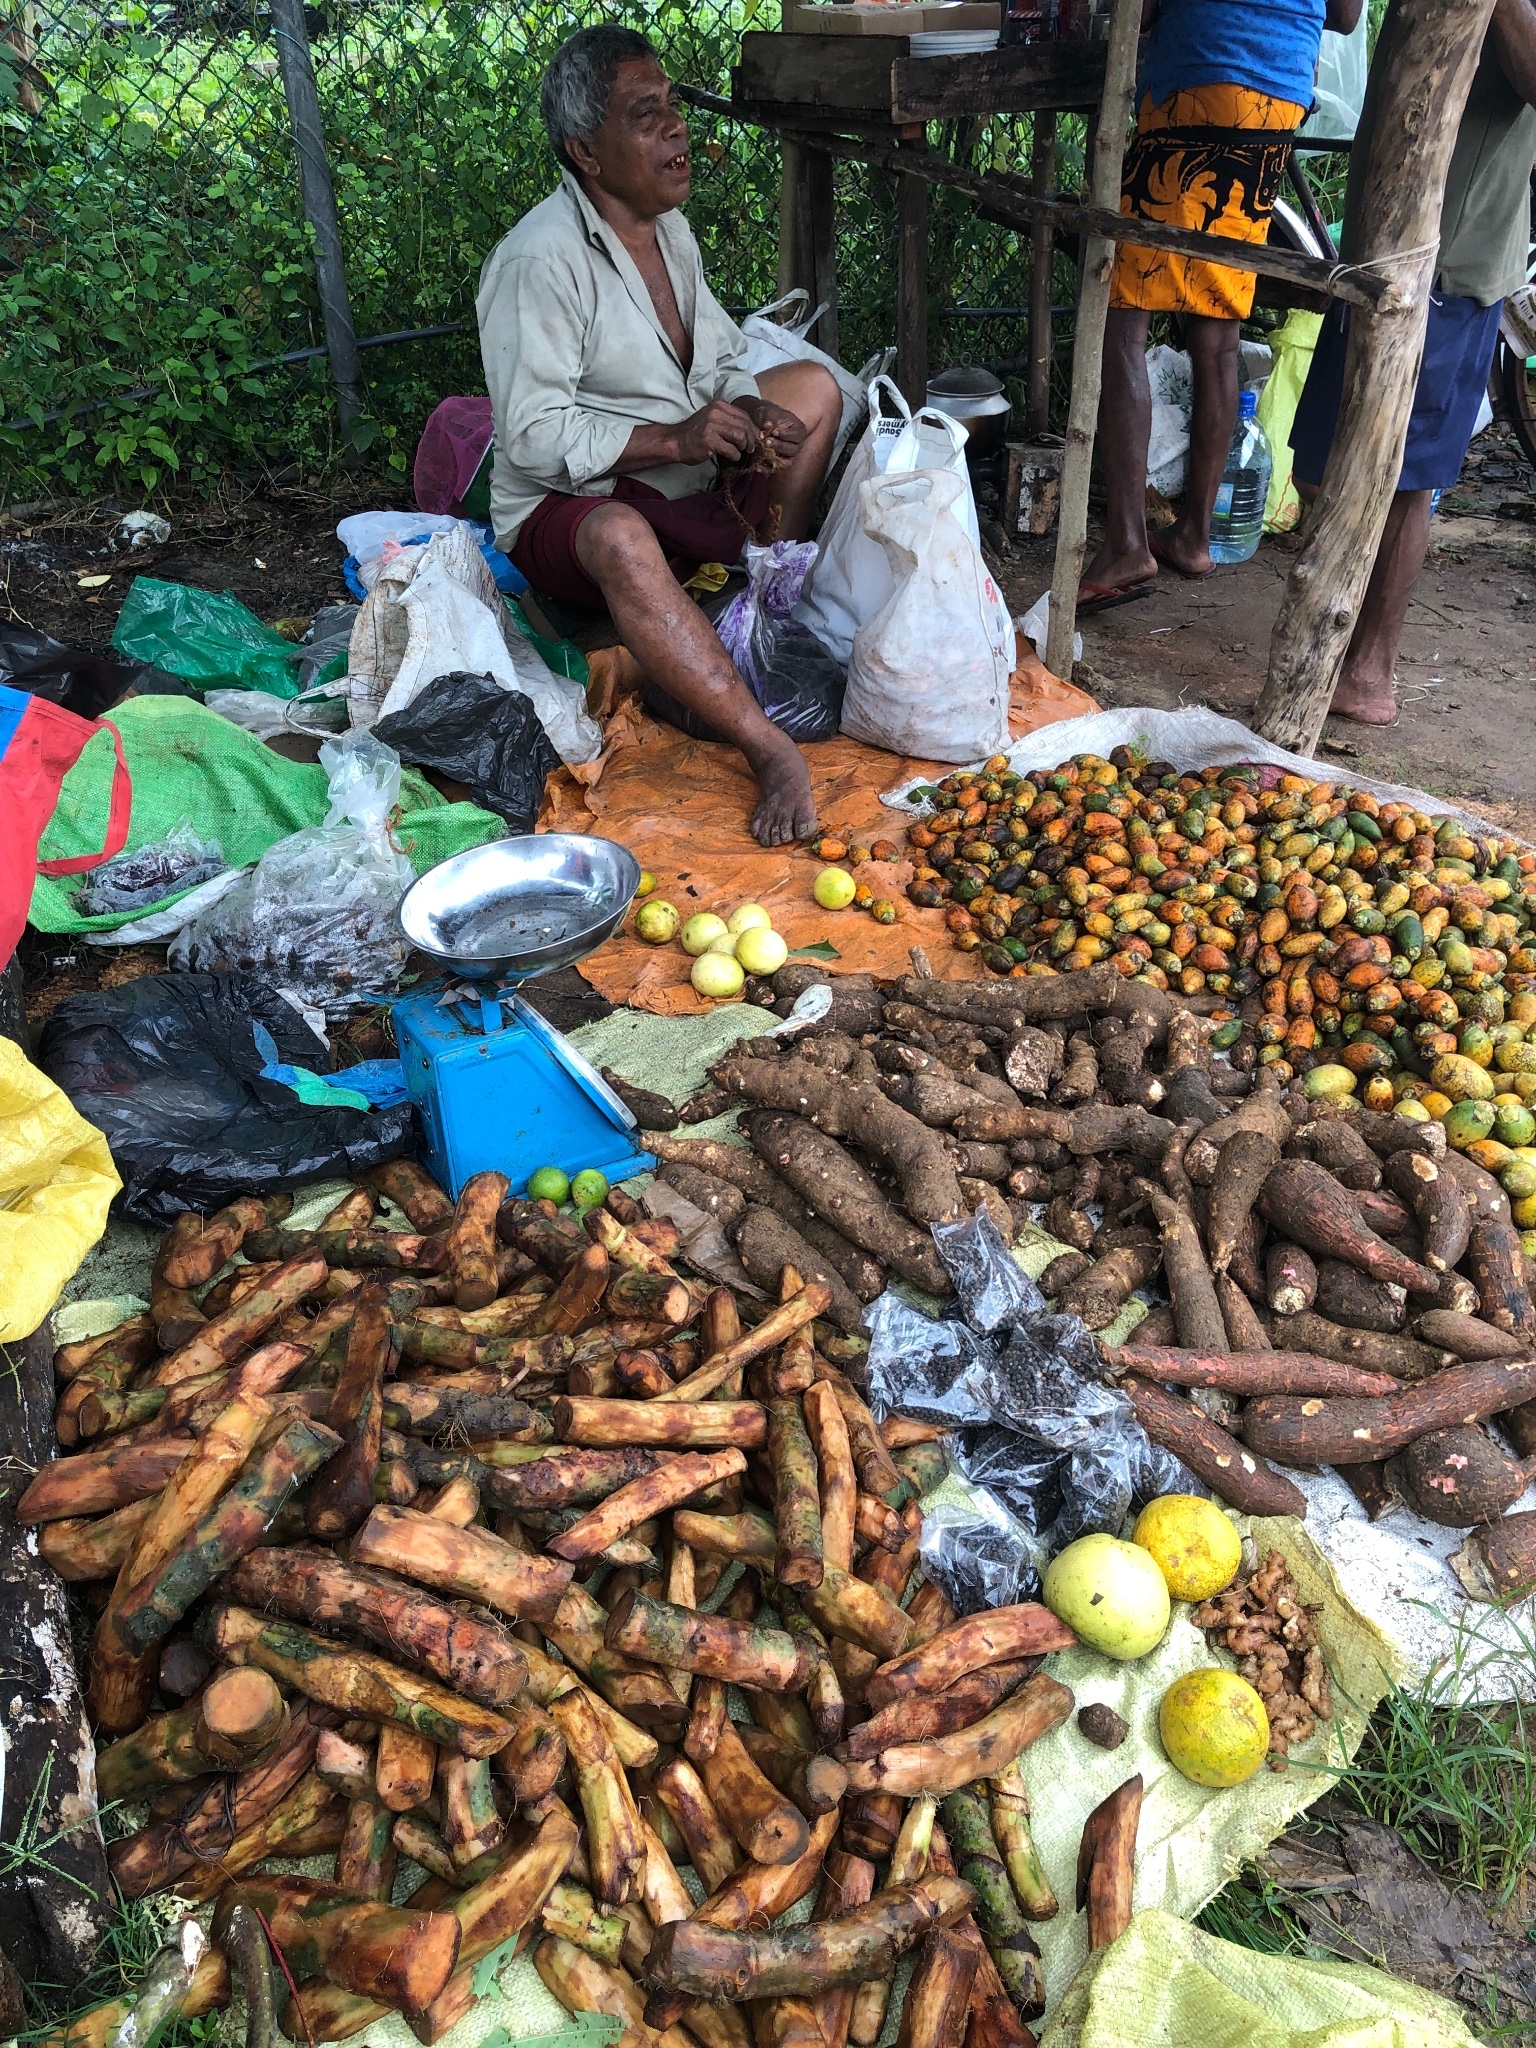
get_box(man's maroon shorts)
[510,471,772,611]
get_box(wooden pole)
[1043,0,1141,678]
[1027,113,1057,438]
[897,149,931,408]
[270,0,365,444]
[1253,0,1497,754]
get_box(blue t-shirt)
[1143,0,1326,113]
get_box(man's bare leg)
[1081,308,1157,595]
[1155,313,1240,575]
[754,360,842,540]
[575,501,816,846]
[1328,487,1433,725]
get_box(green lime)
[527,1165,570,1203]
[570,1168,610,1210]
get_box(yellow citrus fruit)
[727,902,771,936]
[636,870,657,898]
[736,926,789,976]
[814,867,856,911]
[691,953,745,999]
[1131,1495,1242,1602]
[680,913,729,956]
[1159,1668,1270,1787]
[634,899,679,944]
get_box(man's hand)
[739,395,809,460]
[670,399,760,467]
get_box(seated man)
[1081,0,1361,608]
[477,25,841,846]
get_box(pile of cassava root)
[26,1147,1149,2048]
[637,955,1536,1583]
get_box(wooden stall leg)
[1043,0,1141,678]
[1027,112,1057,439]
[897,155,930,411]
[807,146,839,359]
[1254,0,1497,755]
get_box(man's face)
[570,56,691,216]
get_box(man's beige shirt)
[477,171,759,550]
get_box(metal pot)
[925,365,1011,462]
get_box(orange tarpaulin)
[540,645,1098,1014]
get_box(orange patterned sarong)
[1110,84,1307,321]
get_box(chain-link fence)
[0,0,1073,503]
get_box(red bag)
[0,683,132,967]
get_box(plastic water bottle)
[1208,389,1272,564]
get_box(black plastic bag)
[0,620,191,717]
[374,671,560,833]
[864,1209,1198,1571]
[644,540,845,746]
[39,972,414,1226]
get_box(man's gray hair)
[541,26,657,172]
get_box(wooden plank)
[736,31,899,118]
[807,148,839,358]
[897,158,929,408]
[891,42,1105,121]
[1027,114,1057,437]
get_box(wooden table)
[731,31,1108,407]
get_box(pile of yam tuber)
[642,954,1536,1569]
[27,1155,1147,2048]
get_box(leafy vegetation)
[0,0,1046,501]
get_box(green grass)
[1200,1604,1536,1992]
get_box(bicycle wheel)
[1499,335,1536,472]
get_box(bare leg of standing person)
[1080,308,1157,596]
[1327,488,1434,725]
[1153,313,1241,575]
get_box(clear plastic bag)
[865,1209,1198,1566]
[646,540,846,746]
[74,819,225,916]
[170,731,416,1014]
[919,1463,1045,1616]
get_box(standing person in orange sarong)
[1078,0,1363,613]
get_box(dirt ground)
[1000,422,1536,840]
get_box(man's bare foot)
[1081,539,1157,597]
[1328,666,1397,725]
[748,733,816,847]
[1151,520,1214,577]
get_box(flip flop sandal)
[1148,537,1213,580]
[1077,579,1154,616]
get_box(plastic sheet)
[0,621,137,720]
[111,577,305,698]
[865,1210,1194,1561]
[74,820,225,916]
[170,731,417,1014]
[38,972,413,1227]
[374,670,560,833]
[646,540,846,746]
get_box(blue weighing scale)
[392,835,656,1200]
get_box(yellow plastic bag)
[1258,309,1325,533]
[0,1035,120,1341]
[1043,1909,1482,2048]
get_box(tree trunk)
[1254,0,1498,752]
[0,1320,114,1990]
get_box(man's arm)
[1491,0,1536,108]
[1324,0,1364,33]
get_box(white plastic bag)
[842,467,1013,763]
[738,290,871,469]
[170,731,418,1014]
[1303,14,1369,139]
[1146,344,1194,498]
[795,378,981,665]
[346,525,600,766]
